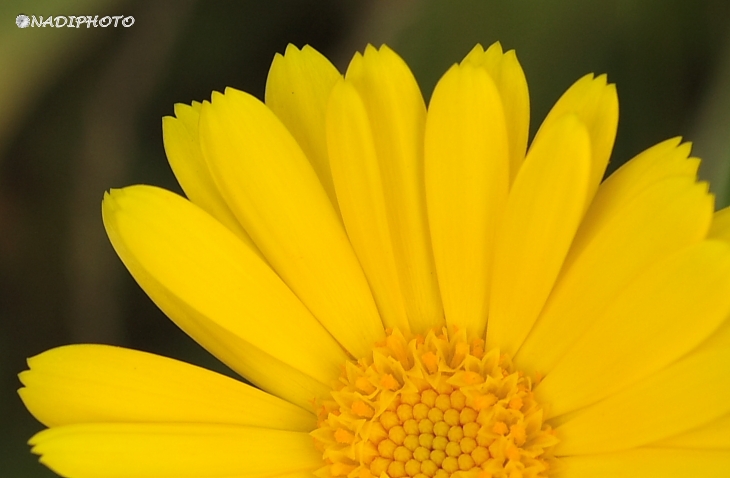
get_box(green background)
[1,1,729,476]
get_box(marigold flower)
[19,42,730,478]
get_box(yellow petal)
[555,347,730,455]
[517,176,713,374]
[536,240,730,418]
[709,205,730,243]
[199,88,384,358]
[345,45,443,333]
[560,448,730,478]
[326,78,410,332]
[265,44,342,216]
[533,74,618,201]
[461,42,529,182]
[103,185,347,408]
[655,412,730,449]
[700,319,730,350]
[19,344,314,431]
[567,137,698,261]
[162,102,259,253]
[424,62,509,338]
[487,115,590,355]
[30,423,321,478]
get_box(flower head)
[19,42,730,478]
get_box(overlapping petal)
[162,102,259,253]
[533,73,618,202]
[560,448,730,478]
[461,42,530,182]
[566,137,698,259]
[517,175,713,373]
[655,412,730,449]
[424,62,509,338]
[555,346,730,455]
[536,240,730,418]
[30,423,321,478]
[102,185,346,408]
[487,114,590,355]
[345,45,443,333]
[266,44,342,216]
[709,205,730,242]
[326,79,410,332]
[19,344,314,431]
[199,88,384,358]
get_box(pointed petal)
[103,185,347,408]
[265,44,342,216]
[424,63,509,338]
[30,423,321,478]
[709,205,730,243]
[536,240,730,418]
[517,176,713,374]
[560,449,730,478]
[199,88,384,358]
[163,103,259,253]
[346,45,443,333]
[555,347,730,455]
[533,74,618,201]
[461,42,530,182]
[18,344,314,431]
[326,79,410,332]
[487,115,590,355]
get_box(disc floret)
[313,328,558,478]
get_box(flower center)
[312,328,558,478]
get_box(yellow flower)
[19,42,730,478]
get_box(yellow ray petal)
[326,79,410,333]
[560,448,730,478]
[567,137,699,261]
[199,88,384,358]
[709,205,730,243]
[30,423,321,478]
[103,185,347,408]
[461,42,529,182]
[424,63,509,338]
[487,115,590,355]
[162,102,259,253]
[533,74,618,202]
[265,44,342,217]
[555,347,730,455]
[345,45,443,333]
[18,344,314,431]
[517,176,713,374]
[700,319,730,349]
[536,240,730,418]
[655,412,730,449]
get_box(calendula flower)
[19,42,730,478]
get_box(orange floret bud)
[381,374,399,390]
[335,428,355,444]
[472,393,497,411]
[422,351,439,374]
[492,421,508,435]
[352,400,374,418]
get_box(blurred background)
[1,0,729,475]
